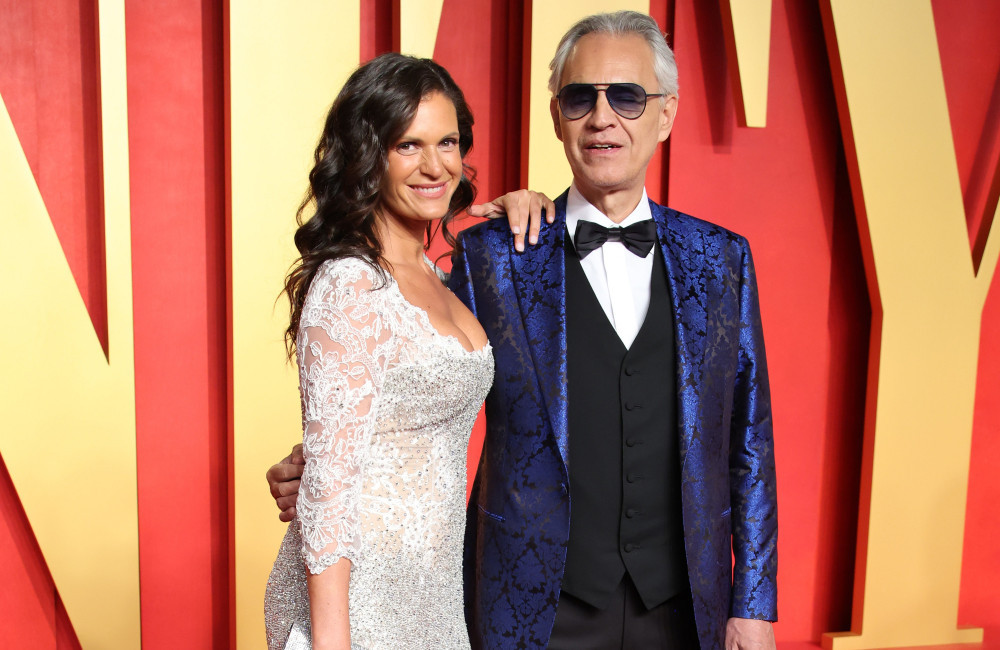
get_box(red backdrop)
[0,0,996,647]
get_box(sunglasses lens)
[558,83,654,119]
[606,83,648,118]
[559,84,597,119]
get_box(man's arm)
[727,240,778,648]
[447,226,477,310]
[726,617,775,650]
[267,444,303,522]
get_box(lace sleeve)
[296,259,394,575]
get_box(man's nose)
[586,89,617,127]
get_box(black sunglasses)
[556,83,665,120]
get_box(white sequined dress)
[264,257,493,650]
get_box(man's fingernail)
[512,226,520,234]
[530,235,538,244]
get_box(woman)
[264,53,494,650]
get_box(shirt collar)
[565,184,652,244]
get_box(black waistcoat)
[561,233,688,610]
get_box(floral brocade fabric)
[264,257,493,650]
[452,193,777,650]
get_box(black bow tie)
[573,220,657,259]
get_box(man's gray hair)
[547,10,679,97]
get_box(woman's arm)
[308,560,352,650]
[296,260,393,649]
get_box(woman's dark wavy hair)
[283,53,476,355]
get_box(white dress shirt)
[565,184,655,349]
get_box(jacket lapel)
[652,200,699,472]
[511,194,569,470]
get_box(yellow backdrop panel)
[229,3,360,648]
[822,1,997,646]
[0,0,140,647]
[400,0,445,59]
[723,0,772,127]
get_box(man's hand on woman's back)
[267,444,304,522]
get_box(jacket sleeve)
[728,240,778,621]
[448,229,479,316]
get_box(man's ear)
[657,95,679,143]
[551,98,563,141]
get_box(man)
[269,11,777,649]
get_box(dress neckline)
[385,257,492,357]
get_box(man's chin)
[574,176,639,196]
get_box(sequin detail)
[264,257,493,650]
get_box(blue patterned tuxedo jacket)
[449,193,778,649]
